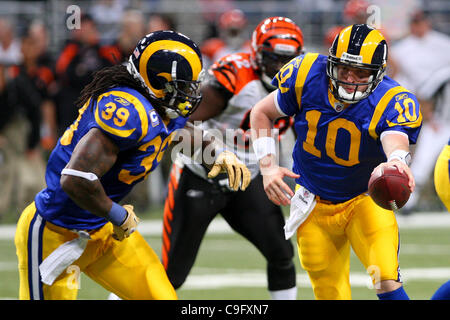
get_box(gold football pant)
[15,202,177,300]
[296,192,400,300]
[434,144,450,212]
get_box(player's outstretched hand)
[208,150,251,191]
[259,154,299,206]
[112,204,140,241]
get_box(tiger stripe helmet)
[127,30,205,118]
[327,24,388,103]
[251,17,304,87]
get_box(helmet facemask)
[163,67,205,118]
[258,49,298,88]
[326,52,386,104]
[257,40,302,89]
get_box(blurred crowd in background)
[0,0,449,221]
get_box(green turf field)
[1,210,449,300]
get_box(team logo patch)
[149,110,160,127]
[114,97,130,105]
[334,102,344,112]
[395,93,408,101]
[303,188,310,198]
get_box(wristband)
[107,202,128,226]
[252,137,276,161]
[387,150,411,166]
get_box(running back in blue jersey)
[35,87,187,229]
[272,53,422,202]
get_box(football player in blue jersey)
[250,24,421,300]
[14,31,250,300]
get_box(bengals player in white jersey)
[161,17,304,299]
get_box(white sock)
[107,292,122,300]
[269,286,297,300]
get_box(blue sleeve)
[93,92,147,151]
[271,56,303,116]
[379,91,422,144]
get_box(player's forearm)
[250,108,274,139]
[174,121,225,168]
[381,132,410,160]
[250,91,280,139]
[61,176,113,218]
[250,100,275,140]
[250,92,282,168]
[188,84,228,121]
[60,128,119,219]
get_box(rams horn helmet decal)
[327,24,388,104]
[127,30,204,118]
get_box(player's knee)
[268,258,295,271]
[265,237,295,260]
[267,258,296,290]
[265,240,295,272]
[308,271,352,300]
[314,286,342,300]
[299,251,330,272]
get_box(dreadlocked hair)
[76,64,167,118]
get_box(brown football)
[368,166,411,210]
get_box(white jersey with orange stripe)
[179,52,292,185]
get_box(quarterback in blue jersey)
[14,31,250,300]
[251,24,421,300]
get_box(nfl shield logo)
[335,103,344,112]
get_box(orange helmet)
[324,25,345,49]
[250,17,304,86]
[343,0,369,23]
[218,9,247,31]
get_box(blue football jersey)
[35,87,187,230]
[272,53,422,202]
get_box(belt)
[315,195,345,205]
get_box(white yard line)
[400,244,450,254]
[1,266,449,297]
[180,267,450,290]
[0,262,16,271]
[395,213,450,229]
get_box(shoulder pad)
[369,87,422,142]
[94,89,151,149]
[210,53,255,94]
[271,53,321,115]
